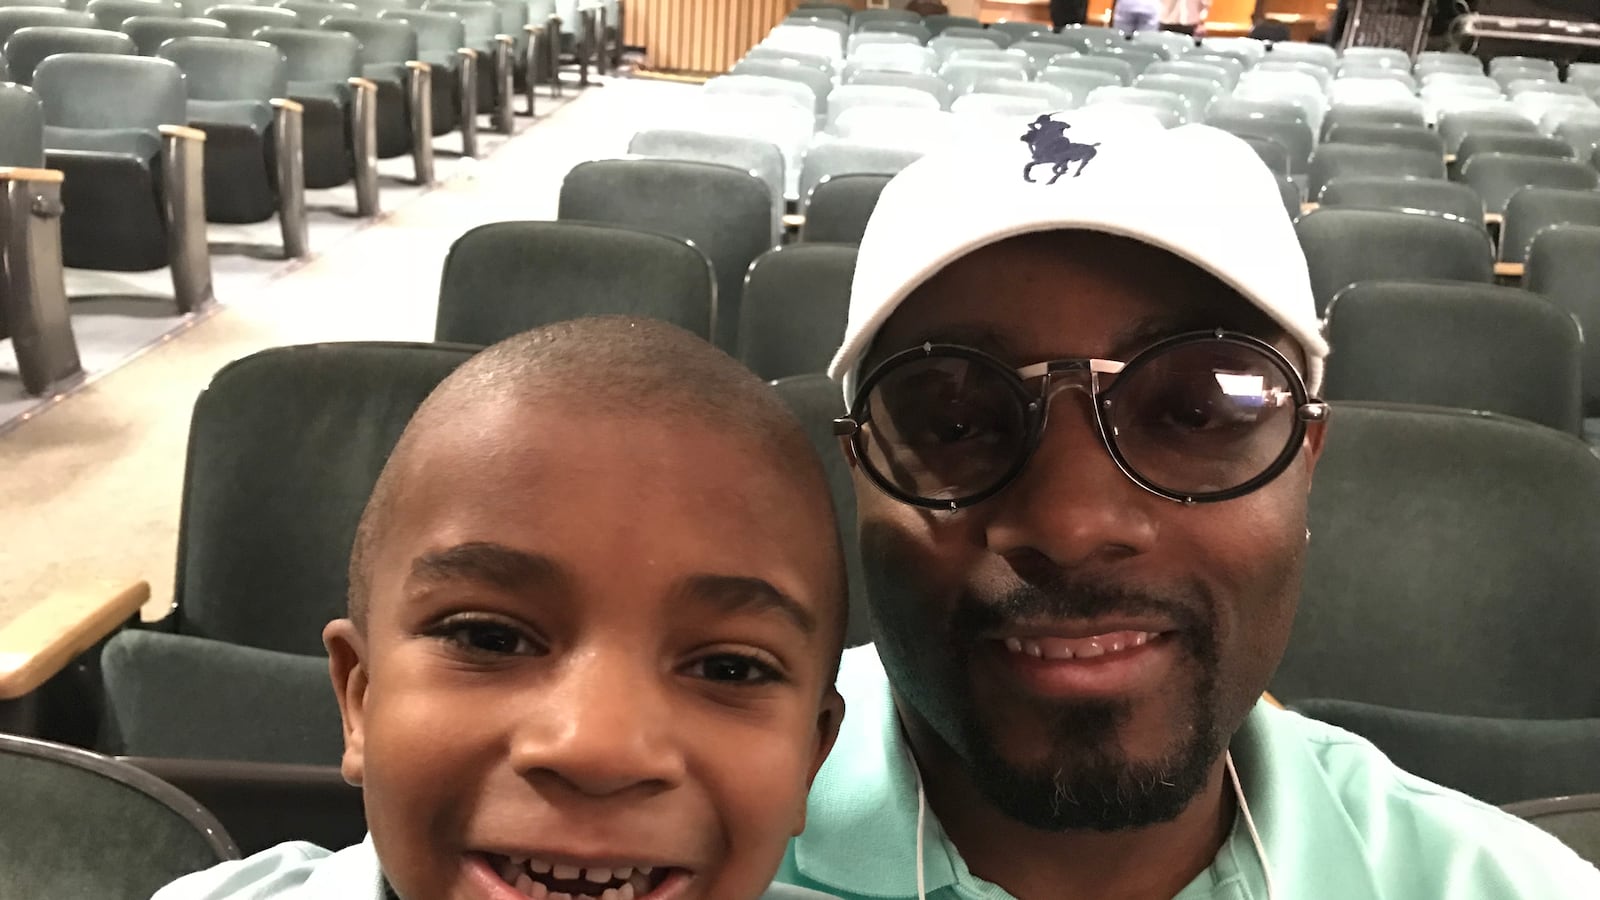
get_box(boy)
[156,318,849,900]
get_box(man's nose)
[508,650,686,799]
[981,384,1159,569]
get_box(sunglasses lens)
[858,353,1031,505]
[1106,339,1300,498]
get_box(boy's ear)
[792,688,846,836]
[324,618,370,788]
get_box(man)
[774,112,1600,899]
[1051,0,1090,28]
[1158,0,1210,35]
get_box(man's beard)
[870,552,1224,832]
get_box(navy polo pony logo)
[1021,115,1099,184]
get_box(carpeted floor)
[0,75,700,629]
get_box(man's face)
[325,405,844,900]
[853,232,1324,831]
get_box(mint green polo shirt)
[776,646,1600,900]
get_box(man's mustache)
[951,574,1215,642]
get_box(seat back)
[322,15,415,65]
[1318,175,1485,226]
[205,4,300,39]
[1238,134,1289,175]
[801,172,891,244]
[1524,225,1600,417]
[1437,109,1538,154]
[88,0,180,29]
[558,158,775,351]
[33,52,184,131]
[1323,280,1583,433]
[1044,54,1133,86]
[1307,143,1446,201]
[277,0,358,25]
[0,81,44,166]
[1457,131,1575,169]
[379,9,462,56]
[436,220,716,345]
[0,733,238,898]
[1205,111,1314,175]
[1296,207,1494,314]
[122,15,228,55]
[1460,153,1600,216]
[798,139,920,213]
[737,243,854,381]
[841,67,948,108]
[1499,187,1600,265]
[0,7,93,46]
[1283,402,1600,718]
[770,373,870,648]
[627,127,784,235]
[1,25,133,85]
[424,0,499,44]
[1323,122,1444,156]
[1503,794,1600,867]
[173,342,477,652]
[157,36,285,102]
[255,26,359,82]
[730,58,831,114]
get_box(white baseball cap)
[828,109,1329,399]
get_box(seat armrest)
[0,580,151,701]
[269,97,305,114]
[406,60,431,73]
[0,167,65,185]
[1494,261,1524,279]
[158,124,208,143]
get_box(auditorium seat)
[1043,54,1134,87]
[921,13,978,36]
[855,18,929,44]
[1318,175,1485,226]
[1438,108,1540,155]
[847,29,917,58]
[205,4,300,39]
[988,20,1048,44]
[851,40,938,75]
[1099,42,1165,77]
[1320,102,1427,137]
[1455,131,1575,173]
[255,27,380,217]
[939,57,1030,95]
[1322,280,1583,434]
[1505,794,1600,867]
[322,15,435,185]
[424,0,515,134]
[1084,85,1187,127]
[0,25,134,85]
[0,80,82,396]
[0,733,238,897]
[157,36,308,258]
[1280,402,1600,718]
[1296,208,1494,314]
[380,9,479,156]
[1498,186,1600,265]
[436,220,716,345]
[627,128,784,236]
[1459,152,1600,218]
[732,58,832,115]
[738,242,853,383]
[825,82,940,133]
[1307,143,1446,201]
[35,53,213,312]
[933,28,1006,54]
[769,372,868,649]
[1292,700,1600,807]
[87,0,179,30]
[842,67,950,108]
[704,72,817,116]
[1134,72,1219,120]
[1323,122,1444,155]
[801,172,890,244]
[1263,39,1336,70]
[1146,58,1235,90]
[121,15,227,54]
[559,158,773,350]
[1039,65,1123,101]
[1524,224,1600,421]
[798,140,919,217]
[0,7,93,46]
[1010,39,1078,73]
[277,0,358,25]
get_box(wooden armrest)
[494,33,513,44]
[1300,201,1319,215]
[782,212,805,229]
[1262,691,1284,709]
[1485,212,1503,226]
[0,166,64,184]
[1494,261,1525,279]
[0,581,150,700]
[405,60,430,72]
[347,77,377,92]
[159,124,207,143]
[524,24,544,34]
[269,97,305,114]
[458,47,479,59]
[1444,153,1457,165]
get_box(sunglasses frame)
[834,329,1330,510]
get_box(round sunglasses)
[834,330,1330,510]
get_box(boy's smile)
[325,395,845,900]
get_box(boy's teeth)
[614,867,634,881]
[617,884,636,900]
[553,864,582,880]
[585,867,613,884]
[530,859,552,875]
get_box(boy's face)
[326,402,845,900]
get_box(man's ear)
[793,689,846,836]
[1301,416,1329,481]
[325,618,370,788]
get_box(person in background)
[1051,0,1090,28]
[1159,0,1211,35]
[1112,0,1161,33]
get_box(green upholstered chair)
[737,243,855,382]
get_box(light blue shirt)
[775,645,1600,900]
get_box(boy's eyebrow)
[409,542,566,592]
[681,574,818,636]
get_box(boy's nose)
[508,650,687,799]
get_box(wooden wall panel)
[625,0,797,76]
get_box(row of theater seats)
[0,0,621,397]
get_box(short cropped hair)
[346,317,847,656]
